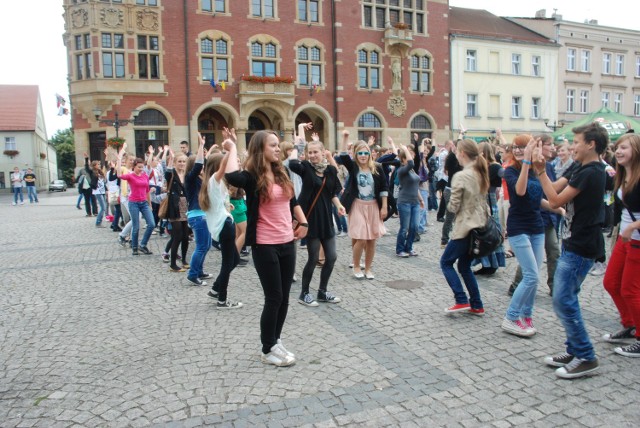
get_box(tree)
[50,128,76,185]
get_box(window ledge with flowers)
[3,149,20,158]
[106,137,125,150]
[239,76,296,101]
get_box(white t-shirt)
[204,175,232,241]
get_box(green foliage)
[49,128,76,185]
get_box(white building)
[449,7,560,142]
[0,85,58,191]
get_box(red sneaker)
[444,303,471,313]
[469,308,485,316]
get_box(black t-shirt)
[562,161,606,259]
[444,151,462,185]
[23,173,36,186]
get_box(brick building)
[64,0,450,161]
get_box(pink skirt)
[348,199,386,240]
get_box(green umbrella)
[552,107,640,143]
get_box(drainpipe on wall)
[183,0,192,149]
[331,0,339,151]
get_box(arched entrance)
[294,111,327,147]
[246,108,283,145]
[197,107,233,150]
[134,109,169,158]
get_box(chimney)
[535,9,546,18]
[589,19,598,25]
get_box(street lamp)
[93,108,140,138]
[544,118,565,131]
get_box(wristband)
[538,169,546,176]
[522,160,532,165]
[299,223,309,228]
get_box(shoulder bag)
[468,203,503,257]
[158,173,174,220]
[294,176,326,231]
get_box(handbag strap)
[305,176,327,221]
[620,195,637,222]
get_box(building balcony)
[238,80,296,107]
[384,27,413,56]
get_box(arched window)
[251,41,278,77]
[357,112,383,143]
[410,53,432,93]
[133,108,169,157]
[410,114,432,140]
[201,36,229,82]
[297,45,322,86]
[358,48,381,90]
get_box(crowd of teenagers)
[75,121,639,375]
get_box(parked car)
[49,180,68,192]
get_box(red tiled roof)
[0,85,39,131]
[449,7,554,45]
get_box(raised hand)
[368,136,375,146]
[311,132,320,142]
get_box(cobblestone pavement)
[1,192,639,427]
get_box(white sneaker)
[19,201,24,205]
[12,202,16,206]
[261,344,295,367]
[501,318,536,337]
[589,262,606,276]
[337,231,347,237]
[276,339,295,359]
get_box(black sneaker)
[543,352,574,367]
[602,326,636,343]
[237,258,249,267]
[132,248,139,256]
[118,236,127,247]
[217,300,243,309]
[207,290,219,299]
[317,290,341,304]
[240,248,250,257]
[199,273,214,280]
[187,277,206,286]
[555,357,599,379]
[139,246,153,255]
[614,340,640,358]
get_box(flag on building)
[56,93,69,115]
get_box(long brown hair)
[614,133,640,196]
[244,130,294,202]
[457,139,489,194]
[477,141,496,164]
[199,153,224,211]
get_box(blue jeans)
[13,187,23,203]
[440,238,483,309]
[418,188,429,233]
[95,194,106,225]
[26,186,38,202]
[396,202,420,254]
[187,215,211,279]
[128,200,155,249]
[76,193,84,208]
[428,179,438,210]
[506,233,545,320]
[553,249,596,360]
[332,204,348,233]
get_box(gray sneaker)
[217,300,243,309]
[555,357,599,379]
[298,292,318,307]
[543,352,574,367]
[602,326,636,343]
[614,340,640,358]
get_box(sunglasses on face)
[357,151,370,156]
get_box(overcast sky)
[0,1,637,139]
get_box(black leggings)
[212,218,240,302]
[252,242,296,354]
[170,220,189,268]
[301,236,337,296]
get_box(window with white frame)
[581,49,591,72]
[358,48,381,90]
[635,95,640,117]
[297,44,322,86]
[531,97,540,119]
[75,33,92,80]
[4,137,16,151]
[138,35,160,79]
[602,53,611,74]
[101,32,125,78]
[466,50,476,72]
[566,89,575,112]
[637,56,640,77]
[298,0,319,23]
[512,54,521,75]
[511,96,522,118]
[251,40,277,77]
[136,0,157,5]
[615,54,624,76]
[602,91,610,108]
[567,48,576,71]
[614,93,623,113]
[201,36,229,82]
[362,0,426,34]
[252,0,275,18]
[466,94,477,117]
[202,0,226,12]
[580,90,589,113]
[410,53,432,93]
[531,55,541,76]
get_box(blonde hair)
[353,141,378,175]
[614,133,640,196]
